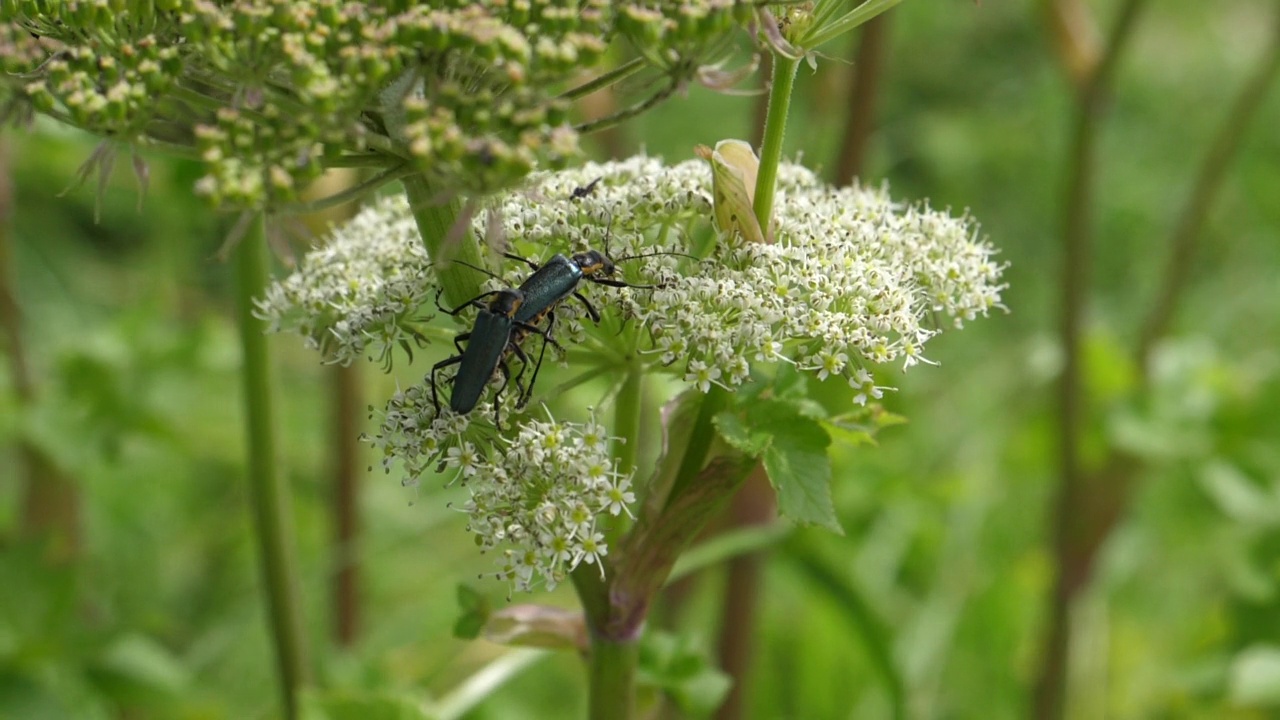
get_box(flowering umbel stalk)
[7,1,980,717]
[263,152,1004,713]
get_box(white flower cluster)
[367,396,633,593]
[639,168,1006,397]
[482,157,1005,400]
[465,415,634,593]
[256,194,437,367]
[265,154,1003,591]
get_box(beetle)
[500,245,698,407]
[434,204,697,415]
[429,287,556,429]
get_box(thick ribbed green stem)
[400,177,486,310]
[753,54,801,234]
[613,357,643,479]
[235,216,309,720]
[571,356,644,720]
[586,636,639,720]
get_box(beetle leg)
[429,354,463,415]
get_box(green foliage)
[717,398,839,533]
[452,585,490,641]
[4,1,1280,718]
[637,631,731,717]
[303,690,430,720]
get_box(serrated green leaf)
[744,397,802,428]
[713,411,772,456]
[794,398,830,420]
[761,416,842,534]
[821,420,878,448]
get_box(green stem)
[586,636,639,720]
[559,58,646,102]
[321,153,401,169]
[573,356,643,720]
[574,80,678,135]
[612,356,643,480]
[571,562,611,634]
[277,163,412,215]
[668,386,729,500]
[752,54,801,234]
[801,0,905,51]
[400,173,485,309]
[234,215,309,720]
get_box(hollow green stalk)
[612,353,643,482]
[401,173,486,309]
[753,54,801,234]
[234,214,309,720]
[586,636,639,720]
[571,351,645,719]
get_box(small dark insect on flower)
[570,176,603,200]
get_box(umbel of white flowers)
[258,155,1006,592]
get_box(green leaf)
[453,584,490,640]
[759,412,841,534]
[771,361,809,399]
[718,398,842,533]
[713,411,771,456]
[85,634,190,703]
[821,420,878,449]
[638,631,732,717]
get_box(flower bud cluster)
[9,31,181,133]
[2,0,758,208]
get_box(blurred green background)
[3,1,1280,718]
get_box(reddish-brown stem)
[331,363,362,647]
[0,138,81,559]
[1136,8,1280,377]
[750,52,773,150]
[835,13,891,185]
[1035,2,1148,718]
[713,467,775,720]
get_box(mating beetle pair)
[429,245,666,428]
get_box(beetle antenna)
[614,249,700,263]
[601,209,615,258]
[450,258,505,283]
